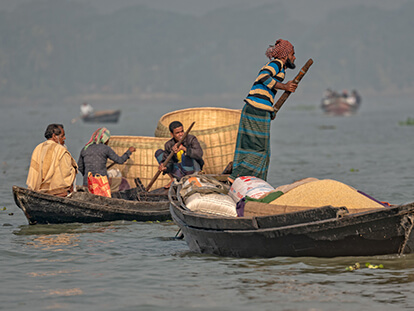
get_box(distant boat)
[82,109,121,123]
[321,90,361,116]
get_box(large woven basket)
[154,107,241,174]
[107,136,171,190]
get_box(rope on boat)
[174,229,184,240]
[398,214,414,255]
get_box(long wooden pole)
[145,121,196,192]
[273,58,313,114]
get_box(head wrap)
[265,39,294,60]
[84,127,111,150]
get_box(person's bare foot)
[164,179,173,189]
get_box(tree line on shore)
[1,0,413,98]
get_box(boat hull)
[13,185,171,225]
[321,98,358,116]
[82,110,121,123]
[169,184,414,258]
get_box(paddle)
[272,58,313,118]
[106,161,116,170]
[145,121,196,192]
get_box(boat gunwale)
[168,182,414,235]
[13,185,170,215]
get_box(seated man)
[155,121,204,188]
[26,124,78,197]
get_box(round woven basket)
[107,136,171,190]
[154,107,241,174]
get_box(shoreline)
[2,87,414,107]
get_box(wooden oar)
[272,58,313,116]
[145,121,196,192]
[106,161,116,170]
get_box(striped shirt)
[244,59,285,112]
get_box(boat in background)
[82,109,121,123]
[321,89,361,116]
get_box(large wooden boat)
[168,178,414,258]
[82,110,121,123]
[13,185,171,225]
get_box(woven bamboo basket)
[154,107,241,174]
[107,136,171,190]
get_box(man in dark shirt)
[78,127,135,188]
[155,121,204,188]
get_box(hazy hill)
[0,0,413,98]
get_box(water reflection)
[45,288,83,296]
[26,233,81,251]
[13,222,120,236]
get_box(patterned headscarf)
[84,127,111,150]
[265,39,294,60]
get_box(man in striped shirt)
[229,39,298,183]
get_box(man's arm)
[77,152,85,175]
[274,80,297,92]
[106,146,132,164]
[260,60,297,93]
[60,152,78,189]
[185,136,203,161]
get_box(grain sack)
[185,193,237,217]
[180,175,237,217]
[255,177,319,200]
[270,179,384,210]
[154,107,241,174]
[229,176,275,203]
[180,175,228,199]
[273,177,319,194]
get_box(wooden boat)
[321,96,360,116]
[82,110,121,123]
[13,185,171,225]
[168,178,414,258]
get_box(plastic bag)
[87,172,112,197]
[229,176,274,203]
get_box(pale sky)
[1,0,409,21]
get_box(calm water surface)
[0,95,413,310]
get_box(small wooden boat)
[169,178,414,258]
[13,185,171,225]
[82,110,121,123]
[321,95,360,116]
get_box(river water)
[0,94,413,310]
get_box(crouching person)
[155,121,204,189]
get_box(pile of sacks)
[179,175,237,217]
[179,175,386,218]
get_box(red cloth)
[265,39,294,60]
[87,172,112,197]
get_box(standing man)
[26,124,78,197]
[229,39,298,182]
[155,121,204,189]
